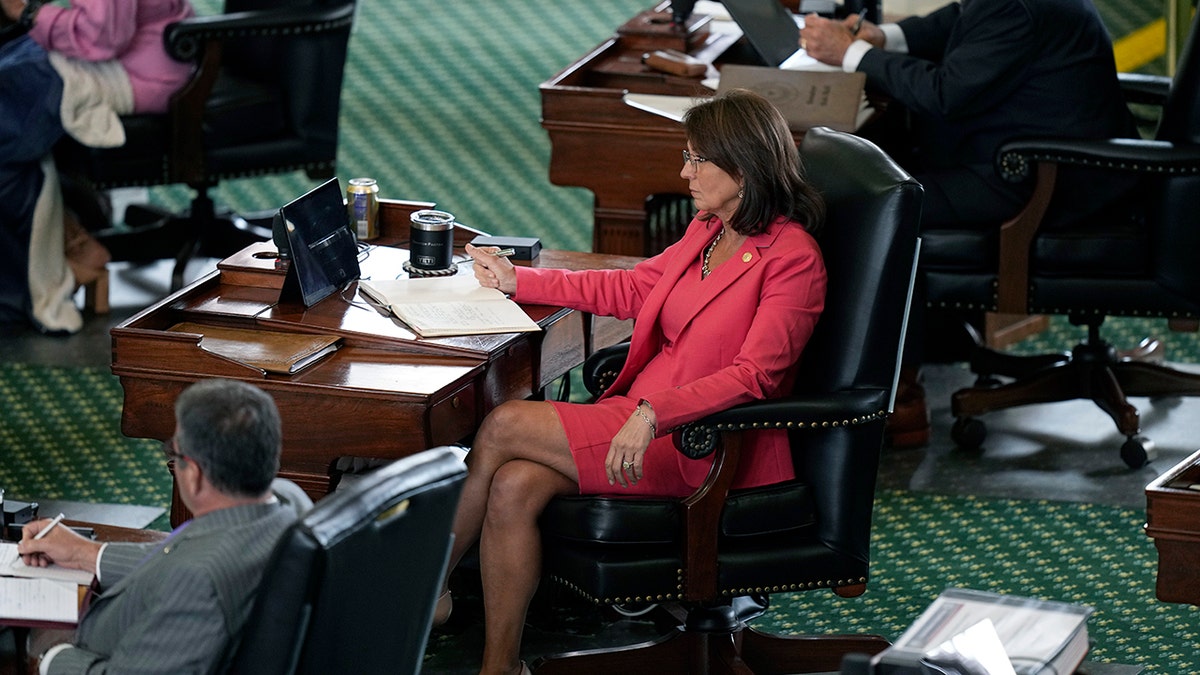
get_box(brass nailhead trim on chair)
[718,576,869,598]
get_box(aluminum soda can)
[347,177,380,240]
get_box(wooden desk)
[111,201,640,525]
[1145,447,1200,605]
[541,2,804,256]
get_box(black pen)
[851,8,867,35]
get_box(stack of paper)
[1,542,88,624]
[874,588,1094,675]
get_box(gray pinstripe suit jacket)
[46,498,299,674]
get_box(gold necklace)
[702,227,725,278]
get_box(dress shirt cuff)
[880,23,908,52]
[93,542,109,584]
[843,40,873,72]
[39,644,71,675]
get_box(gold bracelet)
[634,402,657,435]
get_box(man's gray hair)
[174,379,281,497]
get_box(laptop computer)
[720,0,804,67]
[274,177,362,307]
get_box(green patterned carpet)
[753,490,1200,673]
[0,363,169,523]
[3,355,1199,672]
[4,0,1198,671]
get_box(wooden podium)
[110,200,639,525]
[541,2,751,257]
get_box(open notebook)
[359,274,540,338]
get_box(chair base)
[93,202,272,290]
[950,322,1200,467]
[531,624,889,675]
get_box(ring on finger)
[621,460,633,470]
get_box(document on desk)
[623,58,869,132]
[1,541,94,585]
[0,577,80,623]
[358,275,541,338]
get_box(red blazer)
[515,215,826,488]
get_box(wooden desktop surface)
[111,200,641,526]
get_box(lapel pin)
[742,252,752,263]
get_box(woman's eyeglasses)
[682,150,709,169]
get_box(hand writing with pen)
[800,9,883,66]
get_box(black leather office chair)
[920,10,1200,469]
[643,192,696,256]
[532,127,923,674]
[223,447,466,675]
[54,0,357,290]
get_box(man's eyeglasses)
[162,438,188,467]
[682,150,709,169]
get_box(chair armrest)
[1119,72,1172,106]
[672,387,888,599]
[672,389,890,460]
[997,137,1200,182]
[582,342,630,398]
[164,2,357,61]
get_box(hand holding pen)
[17,513,103,572]
[464,243,518,295]
[851,8,867,35]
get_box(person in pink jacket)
[0,0,193,331]
[440,89,829,675]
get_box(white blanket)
[27,55,133,333]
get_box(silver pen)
[33,512,66,540]
[851,8,867,36]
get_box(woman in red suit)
[442,89,828,675]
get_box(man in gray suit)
[18,378,307,674]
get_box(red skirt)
[552,394,702,497]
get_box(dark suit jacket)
[856,0,1136,227]
[47,500,298,675]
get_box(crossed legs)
[444,399,579,675]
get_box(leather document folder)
[168,322,341,375]
[716,64,868,132]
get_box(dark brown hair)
[683,89,824,236]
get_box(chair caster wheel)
[1120,435,1156,469]
[951,417,986,450]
